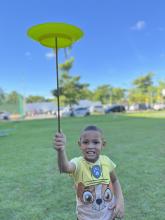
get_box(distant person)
[54,125,124,220]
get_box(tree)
[7,91,19,104]
[128,88,148,104]
[155,80,165,103]
[111,87,126,104]
[133,72,154,93]
[0,88,5,104]
[59,57,74,72]
[92,85,112,104]
[26,95,45,103]
[52,72,90,106]
[52,57,91,106]
[129,72,154,104]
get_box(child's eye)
[82,141,89,144]
[93,141,100,144]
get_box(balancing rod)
[27,22,84,132]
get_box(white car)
[72,107,90,117]
[90,105,104,114]
[0,112,10,120]
[60,107,73,117]
[153,103,165,111]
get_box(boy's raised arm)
[54,132,76,173]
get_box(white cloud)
[45,51,55,59]
[131,20,146,31]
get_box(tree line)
[0,57,165,107]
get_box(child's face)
[79,130,105,163]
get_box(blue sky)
[0,0,165,98]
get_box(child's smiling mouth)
[86,150,96,155]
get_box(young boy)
[54,125,124,220]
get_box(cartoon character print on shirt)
[77,182,114,211]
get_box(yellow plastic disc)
[27,22,84,48]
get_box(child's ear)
[78,140,81,146]
[102,140,106,147]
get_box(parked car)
[105,105,126,113]
[72,107,90,117]
[0,111,10,120]
[60,107,73,117]
[153,103,165,111]
[90,105,104,114]
[129,103,149,111]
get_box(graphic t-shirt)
[70,155,116,220]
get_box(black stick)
[55,37,61,132]
[55,38,62,173]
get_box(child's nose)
[88,142,94,148]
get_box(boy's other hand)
[111,202,124,219]
[54,132,66,152]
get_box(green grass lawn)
[0,112,165,220]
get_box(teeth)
[87,151,95,154]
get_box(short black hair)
[80,125,105,144]
[82,125,103,134]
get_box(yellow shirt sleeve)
[102,155,116,172]
[69,156,82,176]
